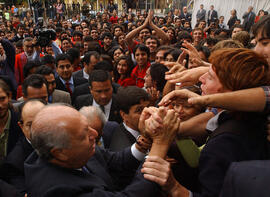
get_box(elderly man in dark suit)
[74,69,122,123]
[35,65,71,104]
[24,104,180,196]
[55,54,87,96]
[180,6,192,22]
[207,5,218,26]
[79,105,119,149]
[242,6,256,32]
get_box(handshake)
[138,106,181,158]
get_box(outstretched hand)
[159,89,200,107]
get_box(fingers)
[161,61,178,68]
[177,51,187,65]
[159,91,177,106]
[143,173,168,186]
[142,156,170,186]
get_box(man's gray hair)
[79,106,106,127]
[30,119,70,161]
[23,37,33,45]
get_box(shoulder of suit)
[53,89,70,96]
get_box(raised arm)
[125,15,149,47]
[189,87,266,112]
[1,38,16,72]
[148,10,170,44]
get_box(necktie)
[99,105,105,113]
[65,81,72,96]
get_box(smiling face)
[145,38,158,53]
[117,59,128,75]
[134,48,148,67]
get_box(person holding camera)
[14,37,44,85]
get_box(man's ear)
[119,110,126,120]
[50,148,68,162]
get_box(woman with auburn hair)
[141,48,270,197]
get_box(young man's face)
[254,30,270,66]
[103,36,112,47]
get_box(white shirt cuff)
[131,143,146,161]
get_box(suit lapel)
[85,151,115,190]
[120,124,137,144]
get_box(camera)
[34,18,56,47]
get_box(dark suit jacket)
[207,10,218,24]
[55,76,88,93]
[193,113,268,197]
[220,160,270,197]
[180,12,192,22]
[242,11,256,31]
[72,69,84,79]
[196,9,206,21]
[72,82,120,104]
[24,147,160,197]
[7,110,23,155]
[109,123,137,152]
[74,94,122,123]
[1,137,33,195]
[102,121,119,149]
[0,179,20,197]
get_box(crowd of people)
[0,1,270,196]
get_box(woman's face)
[144,67,154,89]
[173,99,200,121]
[165,54,174,62]
[113,49,124,61]
[199,66,223,95]
[117,59,128,75]
[135,48,148,67]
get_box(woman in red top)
[131,44,151,88]
[255,10,265,23]
[115,55,135,87]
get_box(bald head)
[30,105,82,160]
[30,105,98,168]
[19,100,45,140]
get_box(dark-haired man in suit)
[55,54,87,96]
[74,69,122,123]
[35,65,71,104]
[207,5,218,26]
[109,86,150,151]
[72,51,100,80]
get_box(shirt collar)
[206,110,226,132]
[123,122,140,139]
[83,69,89,80]
[93,98,112,109]
[59,76,74,85]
